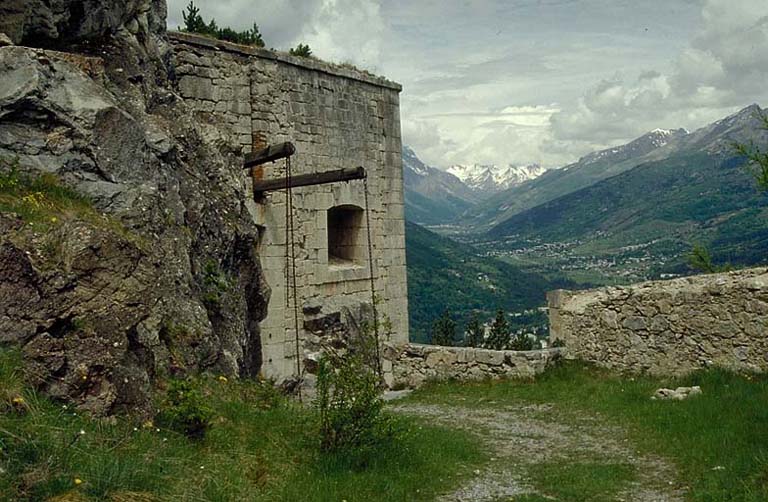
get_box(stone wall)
[388,344,564,388]
[168,33,408,384]
[548,267,768,375]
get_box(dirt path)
[390,401,687,502]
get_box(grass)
[525,462,636,502]
[0,348,484,501]
[0,159,93,228]
[406,361,768,502]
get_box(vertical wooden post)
[252,131,267,202]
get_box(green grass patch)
[0,347,484,501]
[407,361,768,502]
[0,159,93,228]
[526,462,636,502]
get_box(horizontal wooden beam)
[243,142,296,169]
[253,167,366,195]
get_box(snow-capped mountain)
[578,128,689,167]
[446,163,548,193]
[402,146,479,225]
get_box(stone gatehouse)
[169,32,408,383]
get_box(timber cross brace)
[243,141,368,197]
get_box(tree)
[181,2,265,47]
[464,313,484,348]
[431,310,456,346]
[734,109,768,192]
[182,1,207,34]
[290,43,313,58]
[688,243,732,274]
[484,310,510,350]
[509,331,535,351]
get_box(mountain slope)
[403,146,478,225]
[466,128,691,229]
[405,221,553,341]
[487,105,768,273]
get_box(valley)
[404,104,768,342]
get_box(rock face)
[0,1,269,415]
[0,0,166,47]
[549,268,768,375]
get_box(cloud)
[167,0,768,170]
[550,0,768,151]
[166,0,385,68]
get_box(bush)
[156,379,214,439]
[289,44,312,58]
[181,1,265,47]
[509,332,535,351]
[314,351,391,452]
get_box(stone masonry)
[388,344,564,388]
[548,267,768,375]
[169,33,408,384]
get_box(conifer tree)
[431,310,456,346]
[464,313,484,348]
[485,310,510,350]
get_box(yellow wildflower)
[12,396,25,405]
[51,216,58,223]
[218,375,228,383]
[74,478,83,486]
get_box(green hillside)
[405,221,554,342]
[488,152,768,277]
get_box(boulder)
[651,386,702,401]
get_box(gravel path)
[390,401,687,502]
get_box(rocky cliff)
[0,1,269,415]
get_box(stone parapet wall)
[548,267,768,375]
[387,344,564,388]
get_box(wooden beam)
[253,167,366,195]
[243,142,296,169]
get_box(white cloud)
[550,0,768,153]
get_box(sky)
[167,0,768,169]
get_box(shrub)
[509,332,535,351]
[181,1,265,47]
[289,44,312,58]
[156,379,214,439]
[314,351,390,452]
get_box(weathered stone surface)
[392,344,563,388]
[0,36,268,414]
[548,268,768,375]
[0,33,12,47]
[0,0,165,47]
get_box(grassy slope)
[407,361,768,502]
[405,221,553,342]
[0,349,484,502]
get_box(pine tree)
[181,1,207,34]
[431,310,456,346]
[485,310,510,350]
[464,313,484,348]
[509,331,535,351]
[734,109,768,192]
[290,43,313,58]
